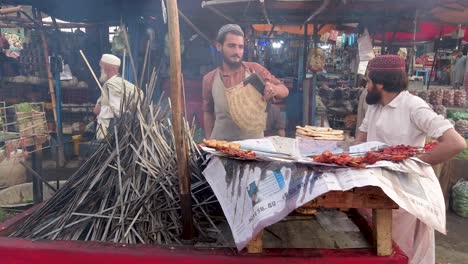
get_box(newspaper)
[202,157,446,251]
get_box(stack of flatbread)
[296,126,345,141]
[202,139,241,150]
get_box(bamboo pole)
[39,30,64,167]
[79,50,106,95]
[39,34,57,123]
[167,0,193,241]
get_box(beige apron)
[210,70,264,141]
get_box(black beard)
[365,85,382,105]
[222,52,242,68]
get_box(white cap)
[101,54,121,66]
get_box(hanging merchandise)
[336,35,343,49]
[1,28,24,58]
[329,30,339,42]
[320,32,330,43]
[358,29,375,61]
[307,48,325,72]
[347,34,356,46]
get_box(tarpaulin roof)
[431,0,468,25]
[372,21,468,45]
[3,0,439,25]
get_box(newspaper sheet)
[202,157,446,251]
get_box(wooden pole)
[39,29,64,167]
[166,0,193,241]
[0,6,22,14]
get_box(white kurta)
[96,76,143,139]
[359,91,453,264]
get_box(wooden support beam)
[167,0,193,241]
[373,209,393,256]
[247,229,264,254]
[0,6,22,14]
[304,186,399,209]
[246,186,397,254]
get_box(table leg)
[247,229,264,254]
[373,209,393,256]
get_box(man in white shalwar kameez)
[356,55,466,264]
[93,54,142,139]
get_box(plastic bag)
[111,29,126,56]
[452,179,468,218]
[358,29,375,61]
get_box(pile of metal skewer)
[11,63,225,245]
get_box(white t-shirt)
[359,90,453,264]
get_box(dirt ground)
[436,211,468,264]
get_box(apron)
[210,69,264,141]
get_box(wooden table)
[247,186,398,257]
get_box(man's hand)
[93,104,101,116]
[263,81,276,102]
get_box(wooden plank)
[373,209,393,256]
[247,229,264,254]
[304,186,399,209]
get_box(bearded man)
[202,24,289,141]
[356,55,466,264]
[93,54,142,139]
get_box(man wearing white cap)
[94,54,142,139]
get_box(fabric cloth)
[101,54,121,66]
[453,56,467,88]
[359,90,453,264]
[359,91,453,147]
[96,76,142,139]
[209,69,263,141]
[217,24,244,39]
[355,88,368,136]
[368,55,406,72]
[265,104,285,137]
[202,62,282,112]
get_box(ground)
[436,211,468,264]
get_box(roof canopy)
[431,0,468,25]
[372,22,468,45]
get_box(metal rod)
[304,0,330,24]
[202,0,251,7]
[427,27,444,90]
[259,0,271,25]
[205,6,235,23]
[178,9,213,45]
[20,161,57,193]
[311,24,319,126]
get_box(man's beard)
[222,51,242,68]
[365,84,382,105]
[99,72,108,84]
